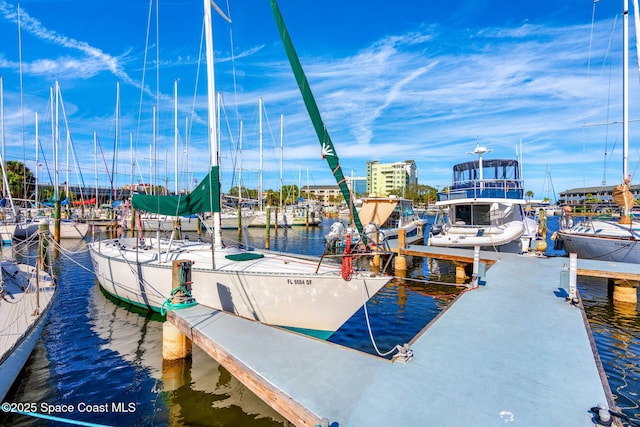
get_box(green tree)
[281,185,300,205]
[388,183,437,207]
[1,161,35,204]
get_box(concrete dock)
[166,247,623,426]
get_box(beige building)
[366,160,418,196]
[301,185,343,205]
[301,176,366,206]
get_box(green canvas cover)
[225,252,265,261]
[132,166,221,215]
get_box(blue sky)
[0,0,636,202]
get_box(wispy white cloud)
[0,1,631,199]
[238,15,632,196]
[0,1,136,85]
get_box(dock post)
[163,322,192,361]
[162,260,193,361]
[129,207,136,237]
[568,253,578,302]
[274,207,278,230]
[471,245,481,287]
[395,229,407,273]
[38,219,50,271]
[612,279,638,305]
[266,207,271,250]
[172,218,181,240]
[53,200,61,243]
[454,262,468,283]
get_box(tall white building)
[366,160,418,196]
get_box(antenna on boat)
[466,143,492,190]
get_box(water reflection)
[579,276,640,424]
[90,286,286,426]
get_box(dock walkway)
[168,249,617,426]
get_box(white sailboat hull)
[57,220,90,239]
[13,221,40,240]
[558,219,640,263]
[0,307,50,401]
[0,261,56,401]
[89,238,389,338]
[13,218,89,240]
[0,224,16,244]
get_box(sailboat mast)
[280,114,283,208]
[623,0,629,185]
[152,105,156,195]
[204,0,224,249]
[94,130,98,208]
[239,120,243,202]
[129,133,133,199]
[115,82,120,199]
[0,76,4,199]
[54,82,59,202]
[66,123,70,206]
[174,79,179,195]
[35,112,38,208]
[258,97,263,212]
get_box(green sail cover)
[269,0,363,234]
[132,166,221,215]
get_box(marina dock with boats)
[164,246,620,426]
[2,0,640,425]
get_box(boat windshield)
[453,205,491,226]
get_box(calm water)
[1,217,638,426]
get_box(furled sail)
[132,166,221,216]
[269,0,363,234]
[613,178,635,224]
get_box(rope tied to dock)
[161,261,197,316]
[360,276,413,360]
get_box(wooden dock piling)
[612,279,639,305]
[265,207,271,250]
[129,208,136,237]
[162,260,194,361]
[395,229,407,273]
[162,322,192,361]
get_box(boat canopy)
[132,166,221,216]
[358,198,399,227]
[452,159,520,190]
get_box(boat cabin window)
[381,202,415,229]
[454,205,490,226]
